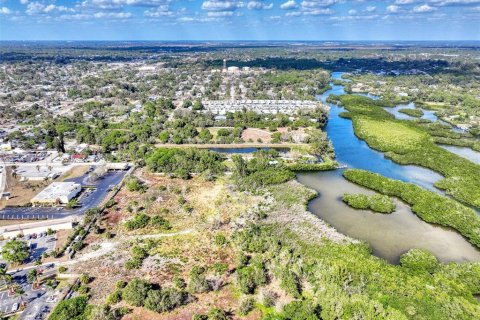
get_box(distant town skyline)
[1,0,479,40]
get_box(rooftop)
[31,182,81,202]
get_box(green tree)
[49,296,90,320]
[400,249,439,274]
[0,265,12,287]
[27,269,39,285]
[192,100,204,111]
[144,288,186,313]
[1,239,29,265]
[122,278,152,307]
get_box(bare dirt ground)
[58,165,89,181]
[241,128,272,143]
[0,167,48,209]
[0,219,33,227]
[54,229,71,251]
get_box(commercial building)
[31,182,81,206]
[227,66,240,74]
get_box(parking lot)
[0,232,58,319]
[0,266,56,319]
[0,169,127,220]
[0,234,56,265]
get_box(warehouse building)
[31,182,81,206]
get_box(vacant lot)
[0,167,49,209]
[241,127,272,142]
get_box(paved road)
[0,170,127,220]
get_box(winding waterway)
[297,72,480,264]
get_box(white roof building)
[227,66,240,74]
[202,99,328,115]
[31,182,81,205]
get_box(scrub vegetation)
[342,193,396,213]
[48,166,480,319]
[398,108,424,117]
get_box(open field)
[241,128,273,143]
[58,165,89,181]
[0,167,49,209]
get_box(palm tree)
[44,278,57,291]
[27,269,39,289]
[0,265,12,287]
[11,284,27,308]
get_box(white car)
[11,303,18,312]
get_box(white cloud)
[280,0,298,9]
[20,0,29,4]
[26,2,72,15]
[59,11,132,20]
[348,9,357,15]
[429,0,480,6]
[386,4,400,13]
[302,8,332,15]
[93,11,132,18]
[81,0,170,9]
[365,5,376,12]
[0,6,11,14]
[202,1,241,11]
[247,1,273,10]
[144,5,173,17]
[300,0,338,8]
[207,10,234,16]
[285,11,301,16]
[395,0,417,4]
[412,4,436,12]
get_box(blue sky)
[0,0,479,40]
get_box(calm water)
[438,145,480,165]
[318,74,443,193]
[384,102,439,122]
[297,72,480,263]
[384,102,465,133]
[297,170,480,264]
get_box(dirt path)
[62,229,194,265]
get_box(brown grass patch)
[241,128,272,143]
[0,167,49,208]
[58,165,89,181]
[0,219,35,227]
[55,229,71,251]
